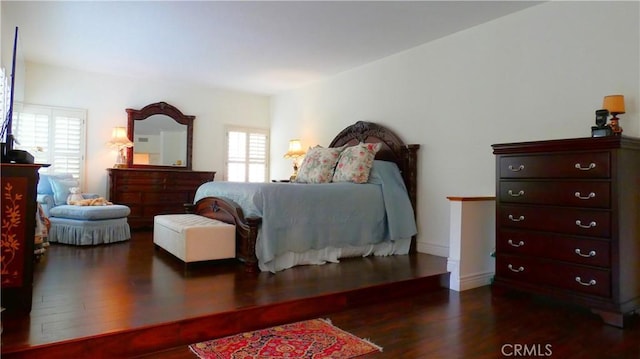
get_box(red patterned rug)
[189,318,382,358]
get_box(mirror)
[126,102,194,170]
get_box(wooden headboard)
[329,121,420,213]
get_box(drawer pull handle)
[574,192,596,200]
[575,220,597,229]
[575,249,596,258]
[574,162,596,171]
[508,215,525,222]
[508,190,525,197]
[508,239,525,247]
[508,264,524,273]
[508,164,525,172]
[575,277,597,286]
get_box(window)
[0,68,9,129]
[225,126,269,182]
[11,103,86,181]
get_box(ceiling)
[3,1,541,95]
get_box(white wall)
[271,2,640,256]
[161,131,186,166]
[24,62,270,196]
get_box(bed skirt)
[48,217,131,245]
[261,237,412,272]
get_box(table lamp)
[602,95,625,135]
[109,126,134,168]
[283,139,306,181]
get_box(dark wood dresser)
[492,136,640,327]
[1,163,44,313]
[107,168,215,229]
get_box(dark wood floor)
[2,231,639,358]
[147,287,640,359]
[1,231,448,358]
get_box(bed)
[187,121,420,272]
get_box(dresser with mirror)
[107,102,215,229]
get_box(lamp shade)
[110,126,134,148]
[603,95,625,115]
[284,139,306,158]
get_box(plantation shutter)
[50,111,84,175]
[225,127,269,182]
[11,103,86,181]
[247,133,267,182]
[227,131,247,182]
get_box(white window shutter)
[12,104,86,183]
[225,127,269,182]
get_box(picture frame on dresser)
[492,136,640,328]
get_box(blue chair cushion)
[49,204,130,220]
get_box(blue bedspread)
[193,161,416,270]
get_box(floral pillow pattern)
[295,145,345,183]
[332,142,382,183]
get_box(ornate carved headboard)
[329,121,420,213]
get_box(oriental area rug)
[189,318,382,358]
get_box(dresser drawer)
[126,205,143,218]
[497,230,610,267]
[498,181,610,208]
[113,176,163,185]
[496,254,611,297]
[499,152,610,179]
[118,183,165,192]
[143,204,186,217]
[115,191,143,203]
[143,191,191,203]
[499,205,610,238]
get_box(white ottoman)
[153,214,235,263]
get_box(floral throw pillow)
[295,145,345,183]
[332,142,382,183]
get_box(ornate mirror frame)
[126,102,194,170]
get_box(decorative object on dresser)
[107,168,215,230]
[591,109,612,137]
[1,163,46,313]
[492,136,640,327]
[283,139,306,181]
[108,126,134,168]
[602,94,625,135]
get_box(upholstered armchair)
[36,173,98,217]
[36,173,131,245]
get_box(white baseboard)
[417,241,449,257]
[447,258,494,292]
[457,271,494,291]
